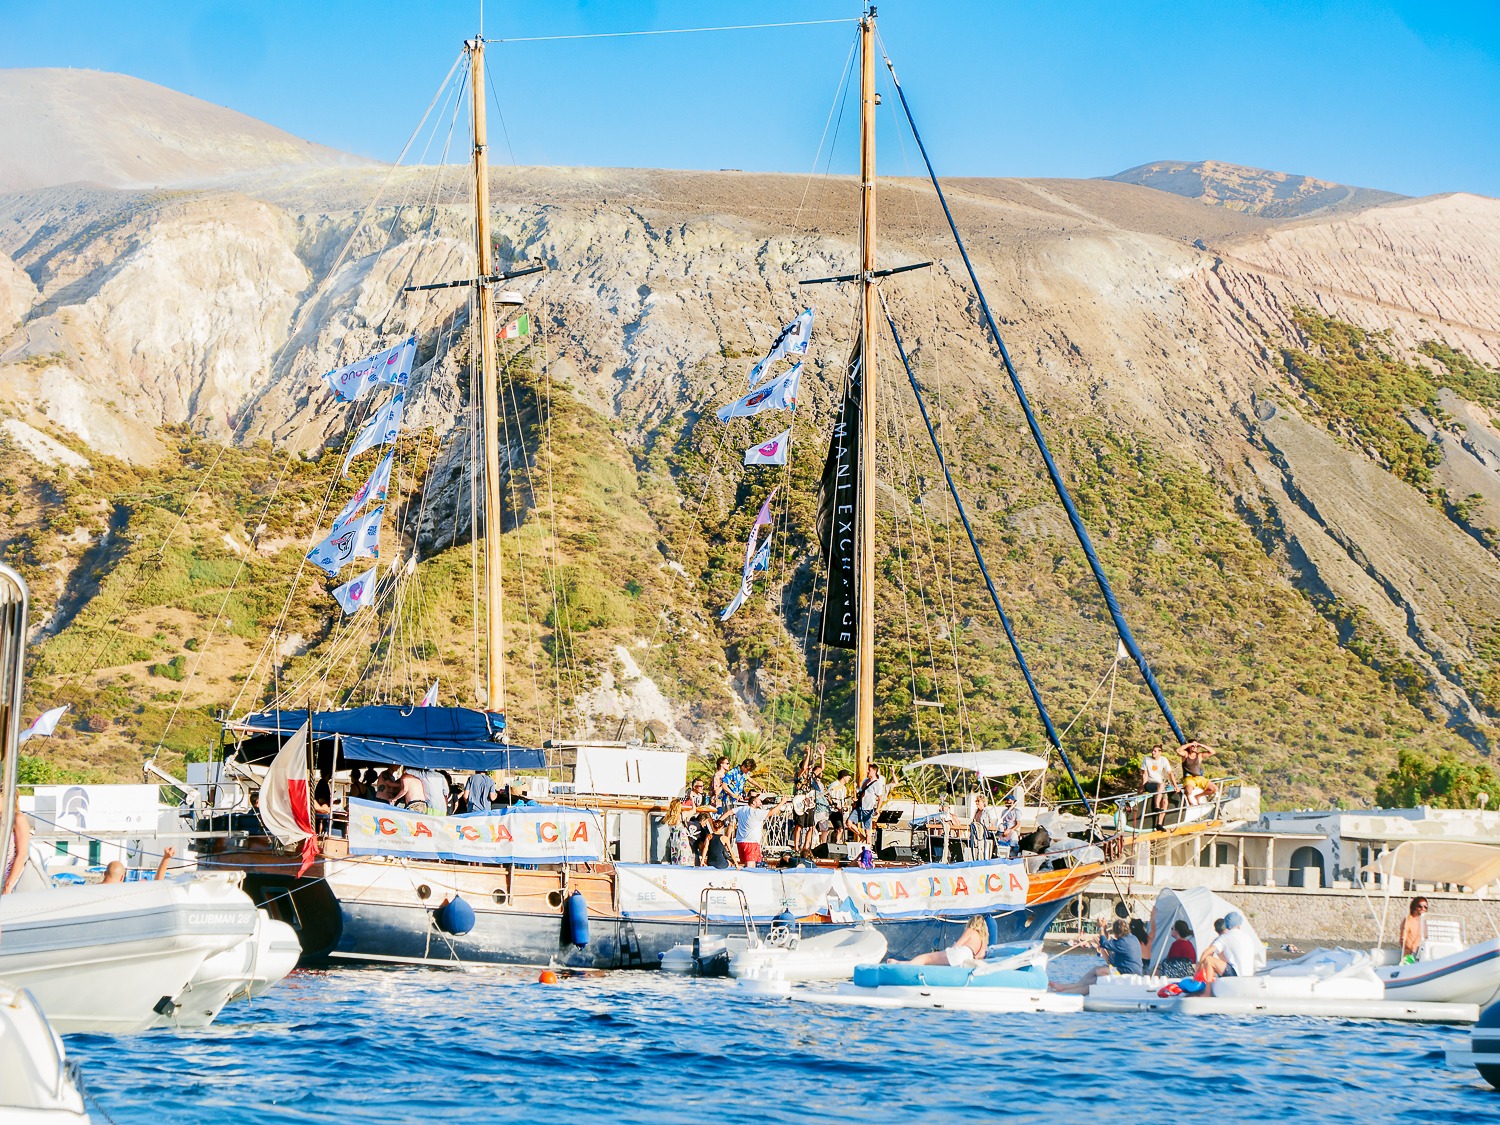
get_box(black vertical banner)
[817,335,862,649]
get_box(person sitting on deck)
[1160,919,1197,977]
[905,916,990,967]
[1178,741,1218,804]
[1140,745,1174,815]
[1202,911,1257,979]
[697,810,738,869]
[685,778,709,808]
[1051,919,1144,994]
[1400,897,1429,963]
[101,860,127,884]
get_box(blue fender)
[563,890,590,947]
[433,895,476,936]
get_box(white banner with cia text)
[616,857,1028,921]
[347,798,606,863]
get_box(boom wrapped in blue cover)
[233,706,543,771]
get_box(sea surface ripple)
[66,959,1499,1124]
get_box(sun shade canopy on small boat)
[1361,840,1500,894]
[901,750,1048,778]
[229,706,545,772]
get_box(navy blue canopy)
[232,706,545,772]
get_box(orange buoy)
[538,970,559,984]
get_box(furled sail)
[816,336,862,650]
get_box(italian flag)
[498,314,530,340]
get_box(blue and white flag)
[331,565,377,615]
[749,309,814,388]
[341,391,405,475]
[323,337,417,403]
[748,537,772,573]
[716,364,801,423]
[332,450,394,529]
[721,488,777,621]
[308,505,384,577]
[744,427,791,466]
[720,574,752,622]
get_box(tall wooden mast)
[469,36,505,711]
[854,9,878,779]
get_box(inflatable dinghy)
[729,925,888,983]
[792,942,1082,1013]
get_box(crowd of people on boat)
[655,744,894,870]
[318,765,533,824]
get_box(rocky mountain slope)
[0,69,368,193]
[1,72,1498,806]
[1112,159,1406,219]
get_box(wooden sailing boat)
[196,14,1206,969]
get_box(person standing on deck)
[733,791,788,867]
[464,770,501,814]
[1400,897,1430,963]
[710,756,732,812]
[1140,745,1174,816]
[1,787,30,895]
[723,759,755,807]
[826,769,852,843]
[792,744,825,854]
[997,794,1021,858]
[852,764,887,841]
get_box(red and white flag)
[744,427,791,466]
[259,720,318,876]
[419,680,439,708]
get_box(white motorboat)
[729,925,888,983]
[1377,936,1500,1006]
[150,903,302,1029]
[0,868,298,1034]
[0,983,90,1123]
[1360,842,1500,1006]
[792,941,1082,1012]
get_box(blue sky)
[1,0,1497,197]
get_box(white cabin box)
[570,744,686,800]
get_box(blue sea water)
[66,959,1499,1125]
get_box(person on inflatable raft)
[1158,911,1258,996]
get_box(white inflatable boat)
[1376,936,1500,1007]
[1086,949,1478,1023]
[729,925,888,983]
[0,982,90,1123]
[792,942,1082,1013]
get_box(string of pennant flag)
[715,308,813,621]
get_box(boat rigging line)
[880,295,1092,812]
[879,46,1188,746]
[485,18,858,45]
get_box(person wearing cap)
[1203,911,1260,979]
[997,793,1021,858]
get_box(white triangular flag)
[719,576,752,622]
[716,364,801,423]
[331,565,377,615]
[748,309,814,387]
[332,451,394,529]
[419,681,439,708]
[341,392,405,476]
[744,427,791,466]
[307,505,384,577]
[18,704,68,743]
[323,337,416,403]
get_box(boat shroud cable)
[880,299,1092,812]
[879,49,1188,746]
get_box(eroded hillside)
[1,81,1499,805]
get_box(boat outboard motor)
[434,895,476,936]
